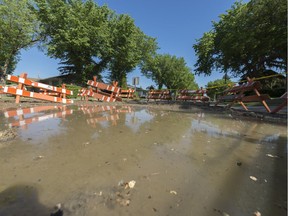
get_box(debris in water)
[33,155,44,160]
[253,211,261,216]
[266,154,278,158]
[237,161,242,166]
[169,190,177,195]
[250,176,257,181]
[128,180,136,189]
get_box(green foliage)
[107,14,157,87]
[0,0,41,78]
[65,84,81,99]
[206,78,234,99]
[141,54,198,90]
[36,0,157,86]
[193,0,287,78]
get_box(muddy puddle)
[0,104,286,216]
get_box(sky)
[15,0,243,89]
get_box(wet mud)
[0,102,286,216]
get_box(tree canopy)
[141,54,198,90]
[0,0,41,82]
[193,0,287,78]
[35,0,157,86]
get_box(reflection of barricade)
[87,114,119,127]
[3,73,73,104]
[147,90,172,102]
[80,76,122,102]
[4,106,73,129]
[120,89,135,99]
[79,105,116,116]
[176,88,209,103]
[215,77,271,112]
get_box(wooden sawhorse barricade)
[79,76,121,102]
[271,92,287,114]
[215,78,271,112]
[120,89,135,99]
[176,88,209,103]
[3,73,73,104]
[147,90,172,102]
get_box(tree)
[36,0,157,86]
[107,14,157,88]
[0,0,41,82]
[193,0,287,78]
[35,0,114,84]
[206,78,234,99]
[141,54,198,90]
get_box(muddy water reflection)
[0,105,286,216]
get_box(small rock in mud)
[0,129,17,142]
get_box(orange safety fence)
[80,76,122,102]
[176,88,209,102]
[120,89,135,99]
[215,77,271,112]
[3,73,73,104]
[147,90,172,101]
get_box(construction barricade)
[3,73,73,104]
[79,76,121,102]
[271,92,287,114]
[147,90,172,102]
[120,89,135,99]
[215,77,271,112]
[176,88,210,103]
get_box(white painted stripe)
[16,109,23,116]
[4,86,8,93]
[62,89,66,94]
[16,89,23,95]
[30,108,34,113]
[7,75,11,80]
[62,99,67,104]
[4,112,9,118]
[19,120,26,126]
[54,97,57,102]
[18,78,25,83]
[30,92,34,97]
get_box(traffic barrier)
[120,89,135,99]
[0,85,3,94]
[85,76,122,102]
[271,92,287,114]
[4,106,73,129]
[176,88,209,103]
[147,90,172,102]
[215,77,271,112]
[3,73,73,104]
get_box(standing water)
[0,104,286,216]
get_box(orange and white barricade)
[120,89,135,99]
[0,85,3,94]
[81,76,121,102]
[176,88,210,103]
[147,90,172,102]
[215,77,271,112]
[3,73,73,104]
